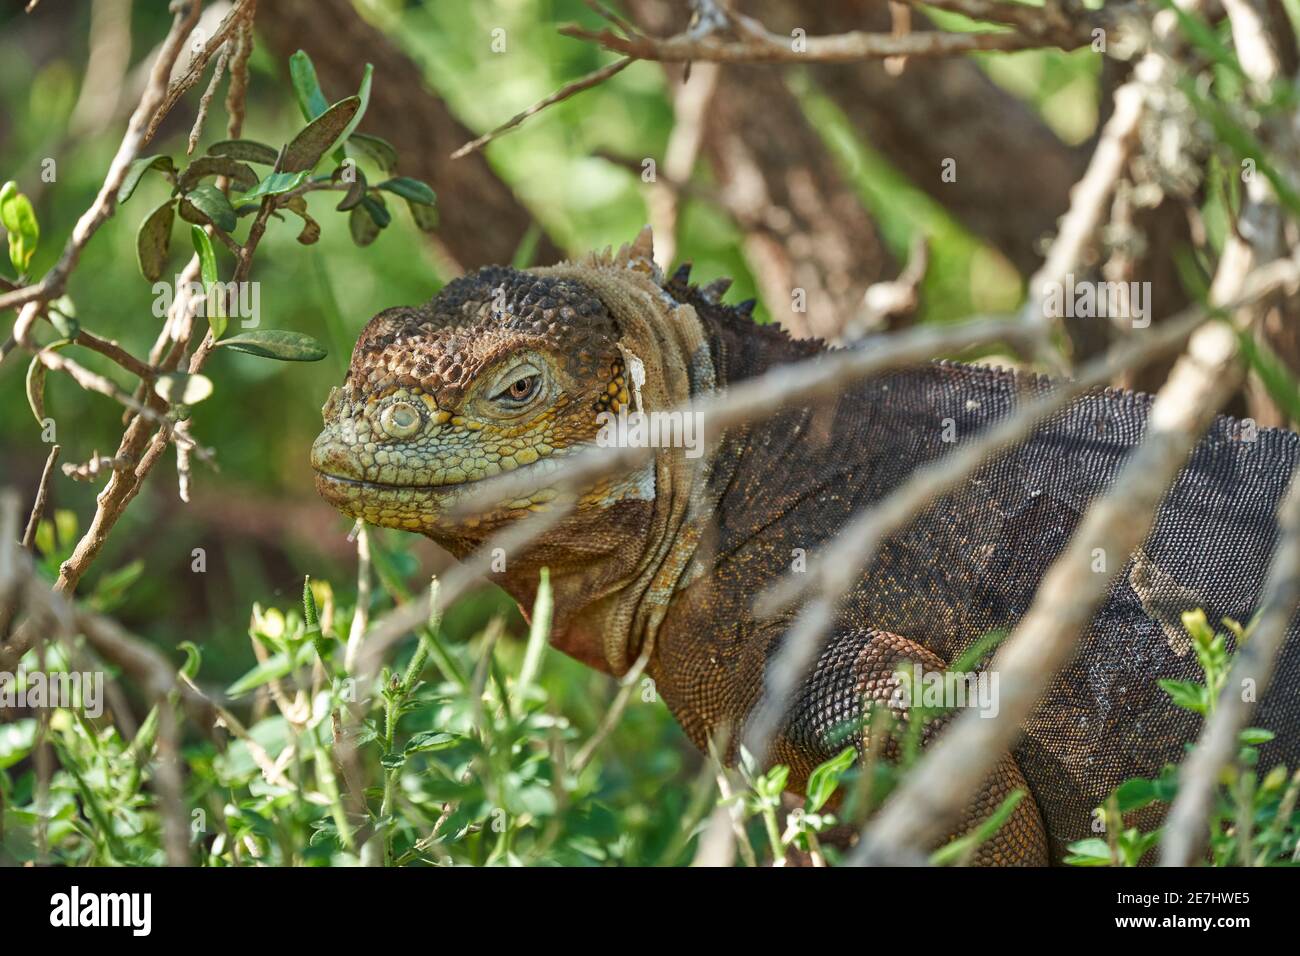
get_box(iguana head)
[311,264,638,540]
[311,230,718,673]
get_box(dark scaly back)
[654,265,1300,862]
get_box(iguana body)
[312,231,1300,865]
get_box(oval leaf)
[180,184,237,233]
[240,170,310,202]
[190,225,218,289]
[177,156,259,193]
[282,96,360,173]
[348,204,380,247]
[136,199,176,281]
[378,177,435,206]
[25,354,46,426]
[360,193,391,228]
[0,183,40,275]
[347,133,398,172]
[214,330,327,362]
[289,50,330,121]
[408,199,439,232]
[331,63,373,163]
[116,155,176,204]
[208,139,281,165]
[154,371,214,406]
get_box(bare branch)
[450,57,634,159]
[558,21,1064,66]
[21,445,61,550]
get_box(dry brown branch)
[143,0,259,145]
[74,330,158,381]
[1159,473,1300,865]
[647,61,720,268]
[187,42,230,155]
[450,57,634,159]
[558,20,1060,65]
[848,235,930,338]
[900,0,1076,42]
[21,445,61,550]
[0,2,200,316]
[1024,80,1146,340]
[62,452,134,482]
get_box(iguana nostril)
[380,401,422,439]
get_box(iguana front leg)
[652,622,1049,865]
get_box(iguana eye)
[494,373,540,404]
[380,401,423,439]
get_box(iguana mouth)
[312,451,573,501]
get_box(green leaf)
[226,652,295,698]
[0,182,40,275]
[154,371,214,405]
[377,177,436,206]
[348,203,381,247]
[177,156,259,193]
[348,133,399,171]
[515,568,553,703]
[1113,777,1160,812]
[404,731,458,754]
[408,199,439,232]
[931,789,1026,866]
[360,193,391,228]
[190,225,218,289]
[239,170,310,201]
[805,746,856,813]
[214,329,328,362]
[282,96,361,173]
[289,50,330,121]
[116,155,176,204]
[188,223,224,344]
[331,64,373,164]
[25,354,47,427]
[180,184,237,233]
[208,139,281,165]
[1239,727,1275,746]
[23,340,71,428]
[1158,678,1209,715]
[1062,838,1113,866]
[136,198,176,281]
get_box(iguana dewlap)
[311,231,1300,865]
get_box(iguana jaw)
[311,443,573,534]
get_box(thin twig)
[451,57,634,159]
[21,445,61,550]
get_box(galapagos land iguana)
[311,229,1300,865]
